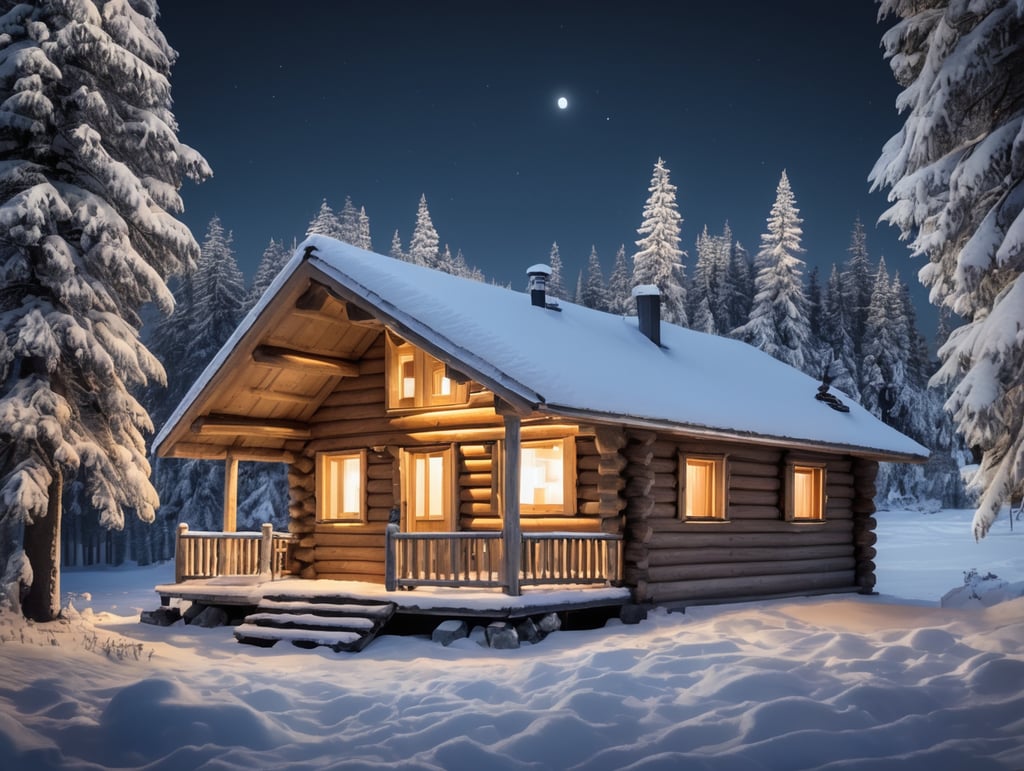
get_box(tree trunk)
[23,466,62,622]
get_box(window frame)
[678,452,728,521]
[316,449,367,524]
[385,333,469,411]
[516,436,577,516]
[785,461,827,522]
[401,445,457,531]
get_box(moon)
[557,96,568,110]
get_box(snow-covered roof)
[154,235,929,461]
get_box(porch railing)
[385,530,504,590]
[174,523,294,583]
[385,527,622,591]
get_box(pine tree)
[820,265,860,399]
[409,194,439,268]
[545,242,568,300]
[355,206,372,251]
[389,230,405,261]
[337,196,359,244]
[870,0,1024,538]
[608,244,632,315]
[307,199,343,239]
[841,217,873,390]
[436,244,455,275]
[249,238,291,305]
[0,1,210,620]
[733,171,811,372]
[724,241,754,332]
[580,246,610,311]
[191,217,247,365]
[633,158,687,325]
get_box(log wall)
[284,333,624,581]
[623,433,878,606]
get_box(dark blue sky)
[158,1,933,332]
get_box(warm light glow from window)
[400,353,416,400]
[413,454,446,520]
[521,442,564,506]
[432,361,452,397]
[682,455,725,519]
[793,465,825,520]
[387,335,469,410]
[317,451,365,523]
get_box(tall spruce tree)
[355,206,372,251]
[0,0,210,619]
[580,245,610,311]
[249,238,292,305]
[607,244,632,315]
[733,171,811,372]
[545,242,568,300]
[820,264,860,398]
[389,229,405,261]
[633,158,687,325]
[306,199,343,240]
[870,0,1024,538]
[409,194,439,268]
[337,196,359,244]
[841,218,874,392]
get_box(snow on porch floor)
[155,576,632,618]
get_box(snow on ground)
[0,508,1022,770]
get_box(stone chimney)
[527,264,552,308]
[632,284,662,346]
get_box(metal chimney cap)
[527,263,552,276]
[632,284,660,297]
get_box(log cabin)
[152,235,929,609]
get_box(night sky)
[158,2,933,331]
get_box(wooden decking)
[156,576,631,619]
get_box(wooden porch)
[168,523,624,607]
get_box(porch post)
[502,413,522,596]
[223,453,238,533]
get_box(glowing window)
[681,455,726,519]
[386,335,468,410]
[790,464,826,521]
[519,438,575,515]
[316,450,366,523]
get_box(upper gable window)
[386,334,469,410]
[787,463,826,521]
[679,453,727,520]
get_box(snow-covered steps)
[234,595,396,653]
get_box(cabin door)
[402,446,456,533]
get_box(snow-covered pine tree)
[191,217,247,365]
[389,229,405,261]
[861,258,902,420]
[732,171,812,372]
[633,158,687,325]
[307,199,343,240]
[408,194,439,267]
[607,244,632,315]
[580,245,610,311]
[545,242,568,300]
[841,218,873,392]
[249,238,292,305]
[0,0,210,620]
[436,243,455,275]
[355,206,372,251]
[820,264,860,399]
[870,0,1024,538]
[337,196,359,244]
[724,241,754,332]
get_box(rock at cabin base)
[485,621,520,649]
[516,617,543,644]
[469,625,489,647]
[192,605,229,628]
[537,612,562,634]
[619,604,649,625]
[140,607,181,627]
[182,602,206,625]
[432,619,468,646]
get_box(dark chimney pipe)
[632,284,661,346]
[527,264,552,308]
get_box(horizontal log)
[313,546,381,562]
[367,461,395,480]
[319,387,384,409]
[462,516,602,532]
[316,572,385,584]
[725,504,781,520]
[729,475,780,493]
[646,543,853,566]
[312,532,385,548]
[633,518,853,545]
[313,402,387,423]
[594,425,627,454]
[639,569,856,604]
[643,556,856,584]
[641,502,678,519]
[623,446,655,466]
[303,423,578,453]
[329,373,384,394]
[459,444,494,459]
[728,460,780,478]
[458,472,492,488]
[315,521,387,535]
[191,415,311,440]
[729,489,779,506]
[578,500,628,517]
[460,502,495,516]
[253,345,360,377]
[366,478,393,495]
[852,499,877,515]
[311,407,503,439]
[314,559,384,575]
[460,487,493,503]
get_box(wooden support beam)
[162,443,298,463]
[247,387,314,405]
[191,415,312,440]
[502,413,522,596]
[223,454,238,533]
[252,345,359,377]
